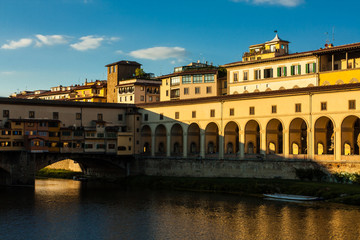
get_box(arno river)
[1,179,360,240]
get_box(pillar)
[183,131,188,158]
[308,128,314,160]
[219,133,224,160]
[335,128,341,161]
[200,129,205,159]
[260,130,266,159]
[346,52,349,69]
[166,131,171,157]
[283,129,289,159]
[332,54,335,71]
[239,130,245,160]
[151,133,155,157]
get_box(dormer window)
[270,45,276,52]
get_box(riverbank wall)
[131,157,360,180]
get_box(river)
[1,179,360,240]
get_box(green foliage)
[135,68,145,77]
[332,172,360,184]
[37,168,82,179]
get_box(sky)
[1,0,360,97]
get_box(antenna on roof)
[274,30,278,33]
[325,32,330,44]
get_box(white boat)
[263,193,321,201]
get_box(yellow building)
[223,34,318,94]
[69,80,107,102]
[159,62,226,101]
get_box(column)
[346,52,349,69]
[239,130,245,160]
[219,134,224,160]
[166,131,171,157]
[332,54,335,71]
[183,131,188,158]
[283,130,289,159]
[308,129,314,160]
[200,129,205,159]
[335,128,341,161]
[151,133,155,157]
[260,130,266,159]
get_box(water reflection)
[0,179,360,240]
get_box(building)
[159,62,227,101]
[223,34,318,94]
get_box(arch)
[350,78,359,83]
[141,125,152,155]
[336,79,344,85]
[341,115,360,155]
[293,85,299,89]
[279,87,285,90]
[205,122,219,155]
[243,90,249,94]
[307,84,315,87]
[171,123,183,156]
[245,120,260,154]
[265,88,272,92]
[266,119,283,154]
[155,124,167,156]
[224,121,239,156]
[254,89,260,93]
[322,81,330,86]
[314,116,334,155]
[187,123,200,156]
[289,118,308,154]
[233,91,239,94]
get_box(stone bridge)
[0,151,133,186]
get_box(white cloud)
[1,38,33,50]
[0,71,15,75]
[116,50,124,54]
[231,0,304,7]
[70,36,104,51]
[129,47,187,60]
[35,34,68,47]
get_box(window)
[277,66,287,77]
[264,68,273,78]
[182,75,191,84]
[192,111,196,118]
[243,71,248,81]
[130,96,133,101]
[53,112,59,120]
[62,131,71,136]
[85,144,93,149]
[108,144,115,149]
[97,133,104,138]
[160,113,164,120]
[13,130,22,135]
[233,72,238,82]
[204,74,214,83]
[144,114,148,121]
[175,112,179,119]
[3,110,9,118]
[108,66,112,74]
[2,130,11,135]
[295,103,302,113]
[76,113,82,120]
[193,75,202,83]
[306,63,316,73]
[141,86,144,91]
[254,69,261,80]
[210,109,215,117]
[184,88,189,95]
[171,76,180,86]
[291,65,301,75]
[97,114,103,121]
[29,111,35,118]
[195,87,200,94]
[149,96,153,102]
[206,86,212,94]
[224,81,227,88]
[118,114,123,121]
[321,102,327,111]
[166,90,169,97]
[249,107,255,115]
[272,105,277,114]
[349,100,356,110]
[230,108,234,116]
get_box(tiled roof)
[105,60,141,67]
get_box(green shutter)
[298,65,301,75]
[306,64,309,73]
[277,67,281,77]
[284,67,287,76]
[291,66,294,75]
[313,63,316,73]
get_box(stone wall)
[45,159,82,172]
[132,158,360,180]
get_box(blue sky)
[1,0,360,97]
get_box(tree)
[135,68,145,78]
